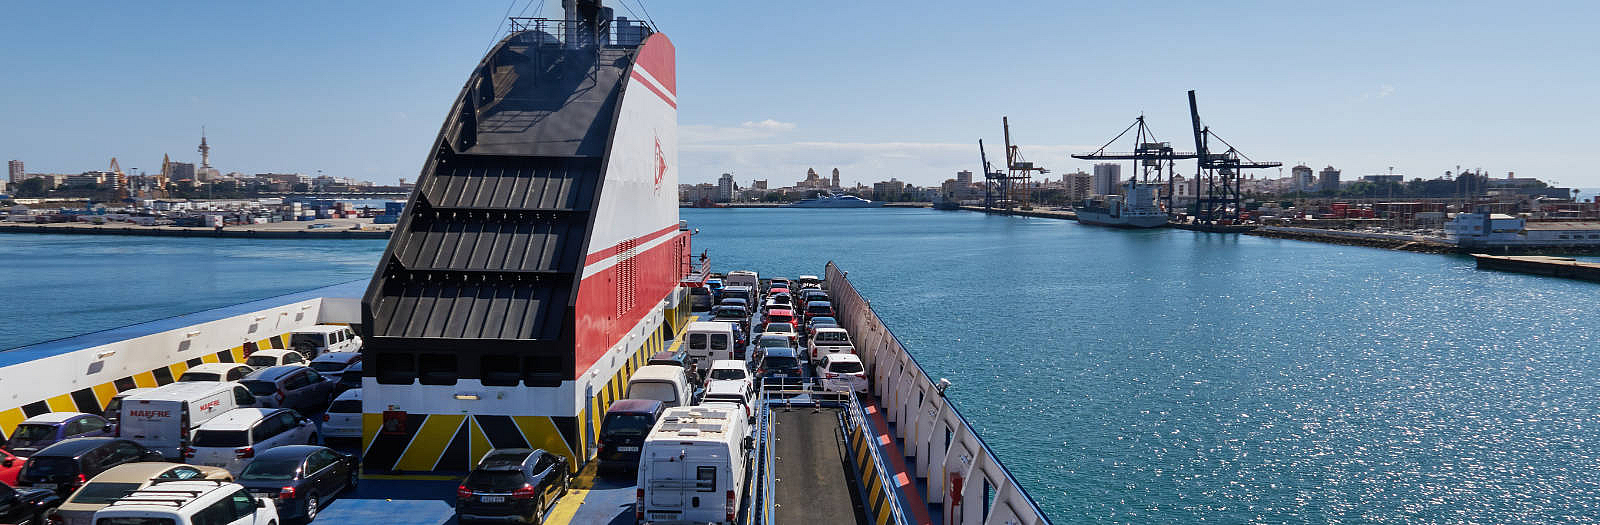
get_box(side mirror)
[255,497,267,508]
[103,424,114,433]
[1,458,13,468]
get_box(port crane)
[1187,90,1280,225]
[980,117,1048,212]
[1071,115,1197,213]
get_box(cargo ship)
[1075,179,1169,228]
[0,3,1052,524]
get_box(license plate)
[775,374,788,378]
[480,495,505,503]
[618,446,639,452]
[650,512,680,520]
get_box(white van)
[684,322,738,369]
[120,382,261,460]
[636,406,751,524]
[92,480,278,525]
[627,365,694,409]
[724,270,760,292]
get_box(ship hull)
[1077,210,1169,228]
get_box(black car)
[335,361,363,394]
[596,400,665,474]
[235,445,358,523]
[0,483,62,525]
[758,348,804,386]
[456,448,569,524]
[16,438,163,494]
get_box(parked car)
[819,354,868,394]
[321,389,363,442]
[48,462,232,525]
[244,349,305,370]
[754,334,800,362]
[688,285,714,312]
[307,351,362,379]
[0,483,62,525]
[802,301,835,322]
[178,363,256,383]
[456,449,570,524]
[16,438,164,494]
[102,388,154,435]
[646,349,689,369]
[705,360,753,397]
[757,322,799,347]
[805,316,838,339]
[6,413,112,457]
[187,408,318,475]
[240,366,337,414]
[757,348,804,385]
[796,275,822,289]
[90,480,277,525]
[334,362,363,394]
[716,298,750,318]
[595,399,665,474]
[235,445,357,523]
[0,447,23,486]
[807,327,856,366]
[286,325,363,359]
[762,308,796,328]
[699,379,755,422]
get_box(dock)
[0,222,392,239]
[1472,254,1600,282]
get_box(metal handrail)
[842,390,912,525]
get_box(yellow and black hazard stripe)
[847,418,897,525]
[0,332,296,440]
[361,414,580,475]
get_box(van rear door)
[121,399,186,458]
[645,451,689,520]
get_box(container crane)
[1071,115,1197,213]
[1187,90,1280,226]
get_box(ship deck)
[769,406,867,524]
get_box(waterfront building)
[7,160,22,184]
[1093,163,1122,195]
[956,170,973,185]
[751,179,767,191]
[1445,210,1600,248]
[64,171,110,187]
[167,162,196,182]
[872,178,906,200]
[1363,174,1404,184]
[1318,165,1341,193]
[1065,171,1094,202]
[1291,164,1313,192]
[716,173,736,202]
[831,168,841,189]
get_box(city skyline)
[3,2,1596,188]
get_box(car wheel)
[305,493,319,522]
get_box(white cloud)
[681,119,797,144]
[1377,84,1395,98]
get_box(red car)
[0,447,22,486]
[764,308,796,327]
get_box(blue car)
[5,412,112,457]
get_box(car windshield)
[70,481,143,504]
[105,399,125,417]
[709,368,746,381]
[241,380,278,396]
[21,456,77,478]
[310,361,347,373]
[8,424,54,445]
[193,430,249,448]
[816,332,850,343]
[339,372,362,387]
[759,338,790,348]
[762,356,800,371]
[713,308,742,318]
[829,361,865,373]
[329,399,362,413]
[95,519,176,525]
[810,317,836,326]
[238,457,302,481]
[629,382,679,404]
[601,414,655,437]
[245,355,278,367]
[464,470,527,492]
[179,372,220,382]
[763,323,793,333]
[689,287,709,295]
[289,333,325,348]
[704,394,745,405]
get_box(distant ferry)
[1077,179,1170,228]
[786,193,885,208]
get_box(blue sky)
[3,1,1595,189]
